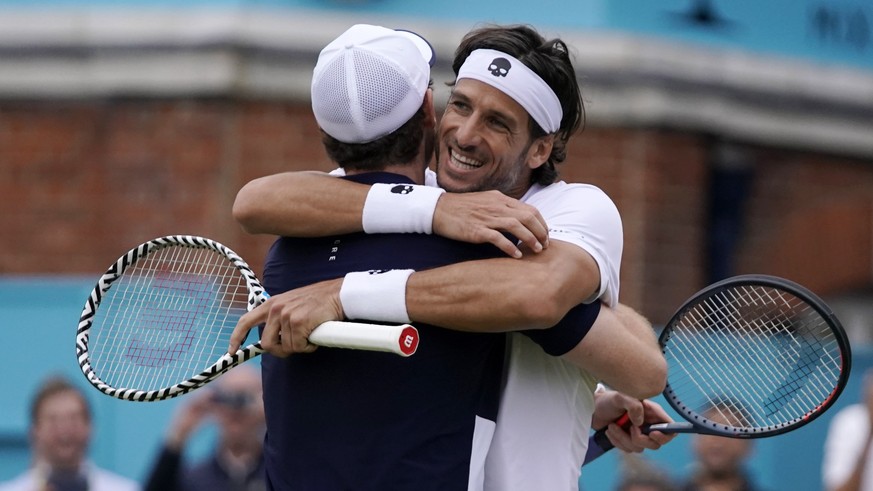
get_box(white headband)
[457,48,562,133]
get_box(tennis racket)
[584,274,851,464]
[76,235,420,402]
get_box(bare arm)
[580,308,671,455]
[233,171,368,237]
[563,303,665,399]
[229,240,599,355]
[563,304,667,399]
[233,171,549,257]
[405,240,598,331]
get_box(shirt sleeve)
[522,301,601,356]
[521,182,623,307]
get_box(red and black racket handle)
[585,414,678,464]
[584,413,632,465]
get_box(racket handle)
[309,321,419,357]
[583,413,631,465]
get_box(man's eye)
[488,118,508,130]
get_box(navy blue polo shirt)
[259,172,600,491]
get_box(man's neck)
[695,472,748,489]
[34,458,83,474]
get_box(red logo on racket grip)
[399,326,419,356]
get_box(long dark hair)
[451,25,585,186]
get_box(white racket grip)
[309,321,419,357]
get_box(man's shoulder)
[91,466,140,491]
[0,467,139,491]
[0,471,33,491]
[521,181,618,220]
[522,181,612,204]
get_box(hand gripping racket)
[584,274,851,464]
[76,235,420,402]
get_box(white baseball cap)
[311,24,435,144]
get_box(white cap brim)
[394,29,435,67]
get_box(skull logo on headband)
[488,58,511,77]
[459,49,562,133]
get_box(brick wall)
[739,149,873,295]
[1,99,871,325]
[566,127,873,323]
[567,128,710,322]
[0,99,328,276]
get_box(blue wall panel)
[0,277,215,484]
[0,277,868,490]
[2,0,869,71]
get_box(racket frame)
[659,274,852,439]
[584,274,852,466]
[76,235,267,402]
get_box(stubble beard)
[435,145,528,197]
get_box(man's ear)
[423,89,436,130]
[527,134,555,170]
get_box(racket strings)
[671,296,776,427]
[714,288,813,418]
[685,291,783,419]
[749,288,840,418]
[666,284,842,433]
[88,244,250,392]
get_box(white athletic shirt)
[483,180,623,491]
[0,463,140,491]
[822,403,873,491]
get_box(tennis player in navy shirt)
[254,25,602,490]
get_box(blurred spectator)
[143,365,265,491]
[0,375,140,491]
[822,368,873,491]
[615,454,678,491]
[617,475,679,491]
[679,402,763,491]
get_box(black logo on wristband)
[391,185,414,195]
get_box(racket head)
[76,235,267,402]
[660,274,851,438]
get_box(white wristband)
[362,183,446,234]
[339,269,414,323]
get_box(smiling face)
[435,78,553,198]
[31,390,91,471]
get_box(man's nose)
[453,116,482,148]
